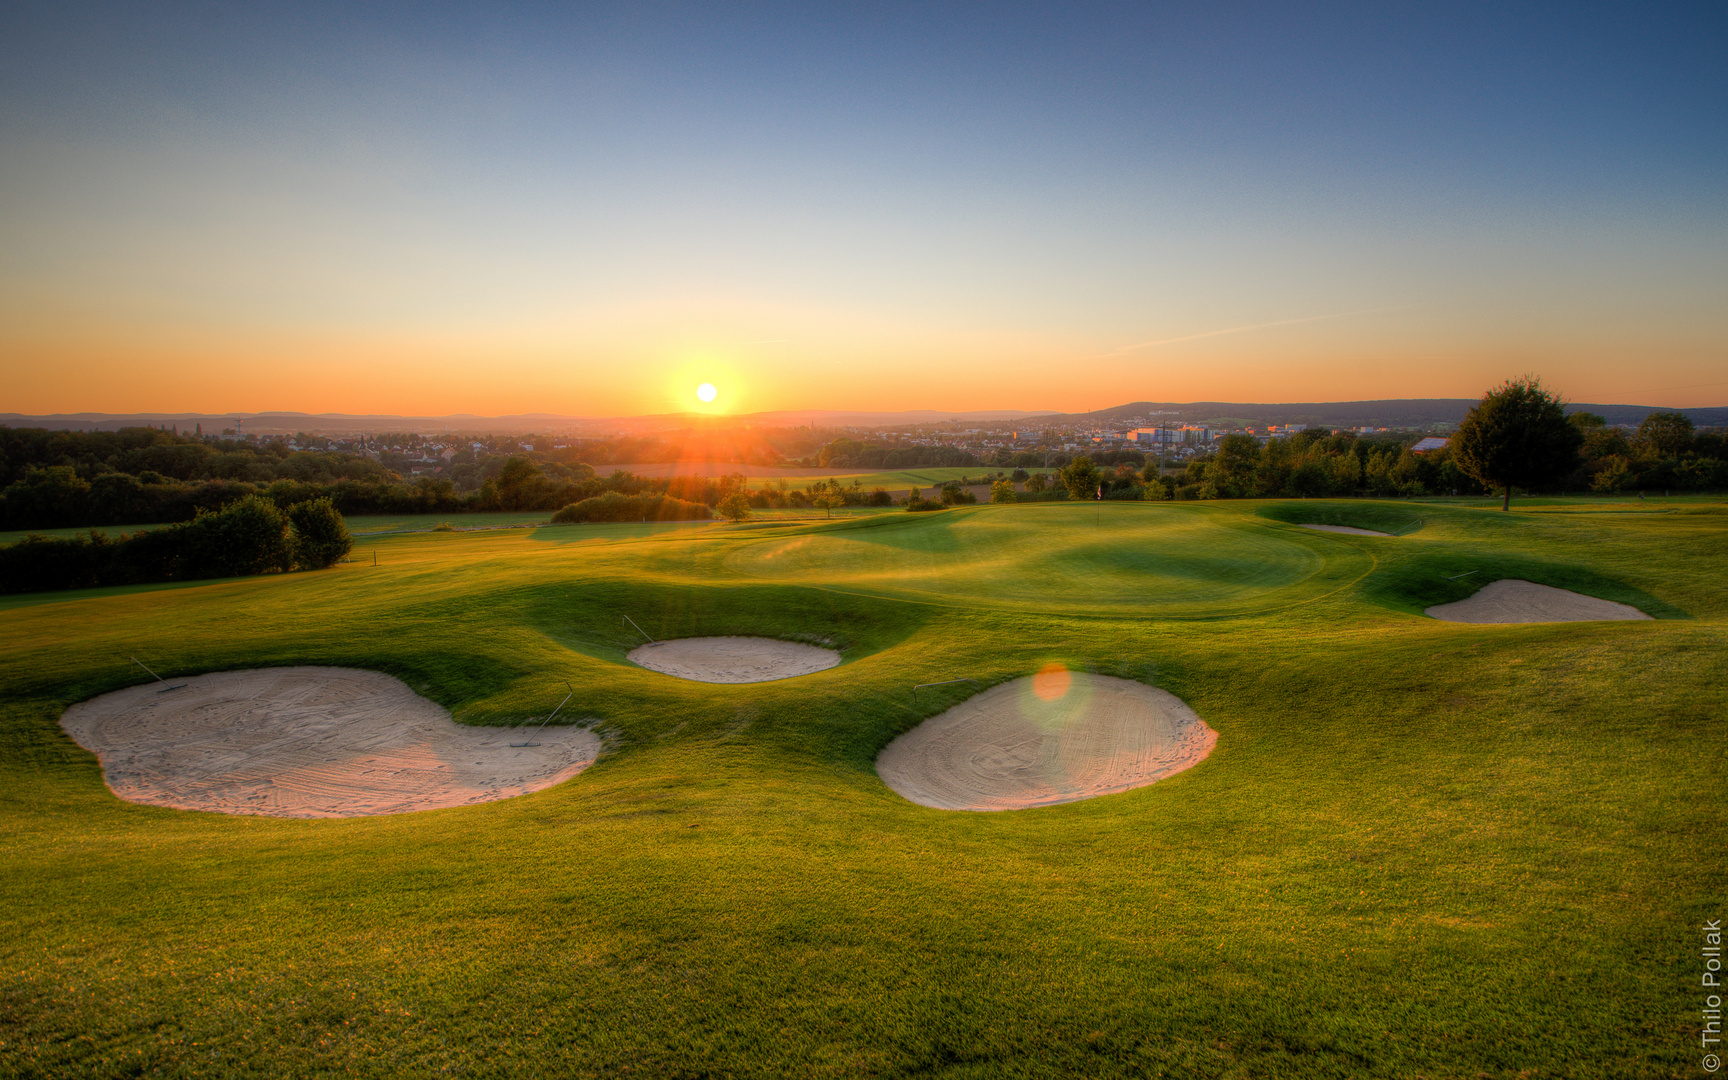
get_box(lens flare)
[696,382,717,403]
[1031,662,1072,701]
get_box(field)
[1,498,1722,1077]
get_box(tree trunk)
[1502,484,1511,511]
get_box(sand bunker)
[60,667,600,818]
[1299,523,1394,537]
[628,636,840,683]
[1426,579,1652,624]
[876,672,1216,811]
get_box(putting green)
[723,502,1369,616]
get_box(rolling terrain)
[0,498,1722,1077]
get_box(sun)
[696,382,717,403]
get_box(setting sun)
[696,383,718,403]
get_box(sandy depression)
[628,636,840,683]
[1426,579,1652,623]
[877,671,1216,811]
[60,667,600,817]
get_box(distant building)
[1412,437,1450,454]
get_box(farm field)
[730,466,1019,493]
[1,498,1723,1077]
[604,463,1037,490]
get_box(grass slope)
[0,499,1722,1077]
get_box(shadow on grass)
[1360,551,1689,619]
[519,579,932,665]
[1256,501,1428,536]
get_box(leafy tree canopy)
[1452,377,1584,510]
[1637,411,1695,457]
[1059,457,1102,500]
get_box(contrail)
[1113,306,1407,354]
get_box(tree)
[1211,435,1261,497]
[1452,377,1584,510]
[287,497,353,568]
[811,492,842,518]
[1637,411,1695,457]
[990,480,1017,504]
[1059,456,1101,500]
[1591,456,1633,493]
[717,492,752,521]
[495,456,557,510]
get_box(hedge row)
[0,496,352,595]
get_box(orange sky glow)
[4,6,1724,418]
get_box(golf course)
[1,497,1721,1077]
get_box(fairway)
[726,502,1360,616]
[1,498,1723,1076]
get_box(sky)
[2,1,1724,417]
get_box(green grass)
[0,499,1722,1077]
[743,466,1021,491]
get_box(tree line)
[975,391,1724,506]
[0,426,752,530]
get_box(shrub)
[0,492,347,595]
[287,497,353,569]
[906,498,945,512]
[176,495,294,578]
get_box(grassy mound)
[724,502,1369,617]
[1256,499,1427,535]
[0,497,1721,1076]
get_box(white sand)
[1300,523,1394,537]
[59,667,600,818]
[876,673,1216,811]
[628,636,840,683]
[1426,579,1652,624]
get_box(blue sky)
[3,2,1724,414]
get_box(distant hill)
[1028,400,1728,429]
[0,407,1047,436]
[1,399,1721,435]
